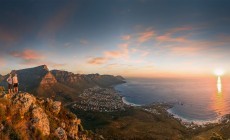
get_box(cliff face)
[40,72,57,87]
[0,92,92,140]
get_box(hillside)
[0,92,101,140]
[0,65,125,104]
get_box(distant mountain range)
[0,65,125,103]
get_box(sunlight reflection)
[212,76,227,116]
[217,76,222,94]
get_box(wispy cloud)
[137,30,155,43]
[104,43,129,59]
[80,39,89,45]
[10,49,44,60]
[87,57,109,65]
[121,35,131,41]
[156,34,188,43]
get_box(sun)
[214,69,225,76]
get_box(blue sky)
[0,0,230,77]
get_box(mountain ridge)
[0,65,125,103]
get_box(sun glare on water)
[214,69,225,76]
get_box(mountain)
[0,65,125,103]
[0,92,100,140]
[0,74,4,83]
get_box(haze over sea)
[115,77,230,123]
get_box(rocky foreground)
[0,92,101,140]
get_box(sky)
[0,0,230,78]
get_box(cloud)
[156,34,188,43]
[169,26,193,33]
[63,42,73,48]
[80,39,89,45]
[10,49,44,60]
[121,35,131,40]
[137,30,154,43]
[171,46,202,55]
[104,43,129,58]
[87,57,109,65]
[131,48,149,57]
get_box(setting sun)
[214,69,225,76]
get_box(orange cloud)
[10,49,43,60]
[104,43,129,58]
[156,34,188,43]
[155,26,194,43]
[122,35,131,40]
[171,46,201,54]
[137,30,154,43]
[87,57,108,65]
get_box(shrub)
[210,132,224,140]
[78,124,84,131]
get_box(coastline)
[114,82,226,126]
[121,97,141,107]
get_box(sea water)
[115,77,230,123]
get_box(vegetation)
[0,86,5,92]
[210,132,224,140]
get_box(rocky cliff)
[0,92,98,140]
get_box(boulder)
[55,127,67,140]
[31,106,50,136]
[11,93,36,116]
[52,101,62,114]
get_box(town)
[72,86,126,112]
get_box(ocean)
[115,77,230,124]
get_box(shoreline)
[114,83,227,126]
[167,108,222,126]
[121,97,141,107]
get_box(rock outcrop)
[0,92,92,140]
[31,106,50,135]
[55,127,67,140]
[11,92,36,116]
